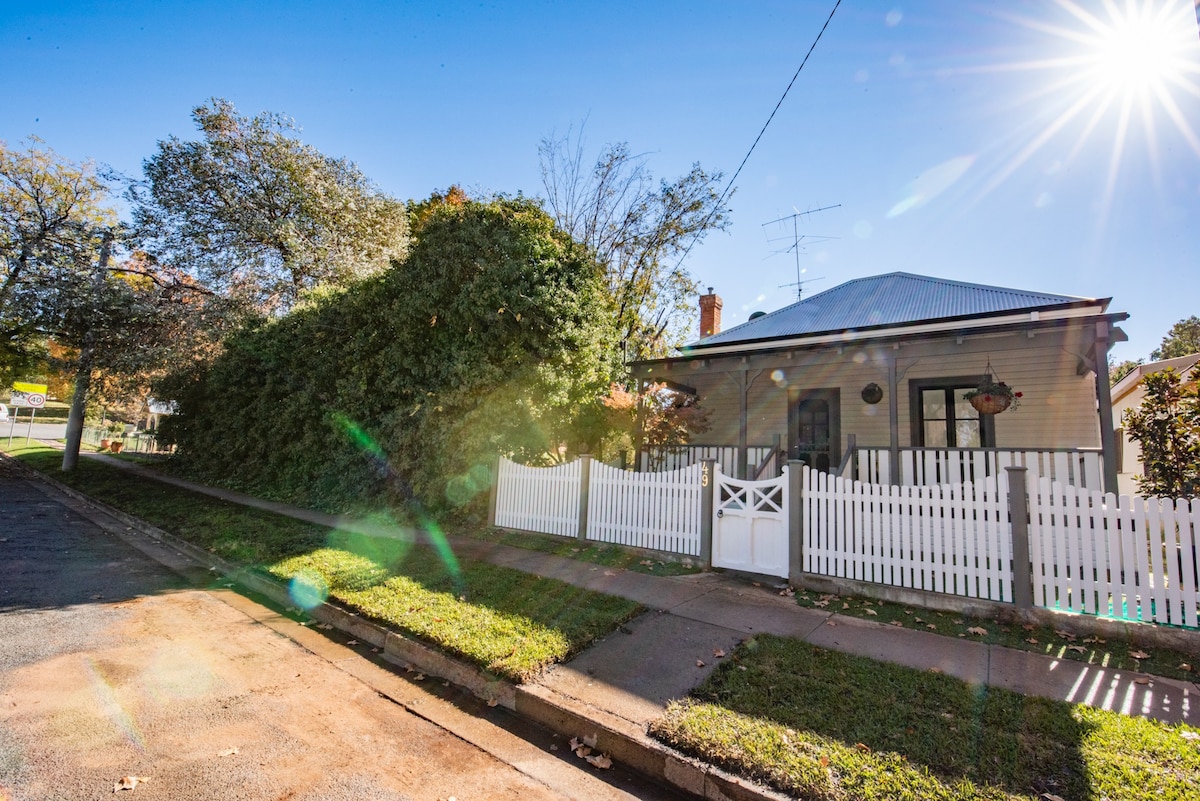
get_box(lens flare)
[289,569,330,610]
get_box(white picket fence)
[494,458,581,538]
[1028,481,1200,628]
[493,456,702,556]
[802,467,1013,602]
[588,461,703,556]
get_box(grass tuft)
[652,635,1200,801]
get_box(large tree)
[1150,316,1200,360]
[539,128,731,361]
[1,138,116,383]
[159,195,617,511]
[1,138,224,469]
[129,99,409,313]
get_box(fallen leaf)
[317,623,333,630]
[926,624,937,630]
[574,745,593,758]
[603,570,617,577]
[855,742,871,752]
[889,621,904,627]
[1130,650,1150,660]
[1067,645,1086,653]
[914,617,925,623]
[585,753,613,769]
[413,673,425,681]
[487,697,498,707]
[864,609,878,616]
[779,587,795,597]
[1025,638,1039,645]
[1180,663,1192,672]
[1022,623,1036,631]
[814,600,830,608]
[904,610,913,615]
[113,776,150,792]
[569,737,584,751]
[346,640,359,646]
[841,602,850,609]
[217,747,239,757]
[1042,794,1065,801]
[1134,677,1151,685]
[583,733,598,748]
[752,581,762,587]
[819,754,830,768]
[695,659,706,667]
[713,648,726,658]
[967,626,988,636]
[640,559,654,566]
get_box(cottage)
[630,272,1128,492]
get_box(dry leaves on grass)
[864,609,878,616]
[113,775,150,792]
[1130,650,1151,659]
[713,648,726,658]
[966,626,988,636]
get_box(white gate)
[713,466,790,577]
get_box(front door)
[788,388,839,472]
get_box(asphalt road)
[0,459,688,801]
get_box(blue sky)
[3,1,1198,361]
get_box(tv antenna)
[762,203,840,300]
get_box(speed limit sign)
[26,393,46,408]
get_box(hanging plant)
[964,371,1022,415]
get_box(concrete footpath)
[10,451,1200,801]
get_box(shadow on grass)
[688,635,1096,800]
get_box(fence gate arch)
[713,467,789,578]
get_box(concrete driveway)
[0,460,683,801]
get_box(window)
[910,378,995,448]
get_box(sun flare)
[975,0,1200,219]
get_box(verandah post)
[1006,466,1034,610]
[700,459,716,567]
[578,454,592,542]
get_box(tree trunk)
[62,232,113,472]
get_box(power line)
[674,0,843,275]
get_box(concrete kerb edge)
[6,455,790,801]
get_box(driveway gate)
[712,468,789,578]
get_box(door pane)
[924,421,948,447]
[922,389,946,419]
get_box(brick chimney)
[699,288,722,338]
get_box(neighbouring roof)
[1111,352,1200,402]
[688,272,1107,351]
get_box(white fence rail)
[803,467,1013,602]
[494,458,581,538]
[588,462,702,556]
[1029,481,1199,628]
[851,447,1103,490]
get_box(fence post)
[700,459,716,567]
[577,454,592,542]
[787,461,805,585]
[487,455,501,528]
[1006,466,1034,610]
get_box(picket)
[494,457,581,537]
[586,461,703,556]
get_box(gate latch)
[716,509,724,518]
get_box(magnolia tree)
[1123,368,1200,498]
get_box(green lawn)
[652,634,1200,801]
[7,445,641,681]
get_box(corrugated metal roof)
[690,272,1099,349]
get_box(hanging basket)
[968,393,1012,415]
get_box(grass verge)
[793,589,1198,683]
[651,634,1200,801]
[457,523,704,577]
[7,445,641,681]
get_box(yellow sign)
[12,382,47,394]
[10,382,48,408]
